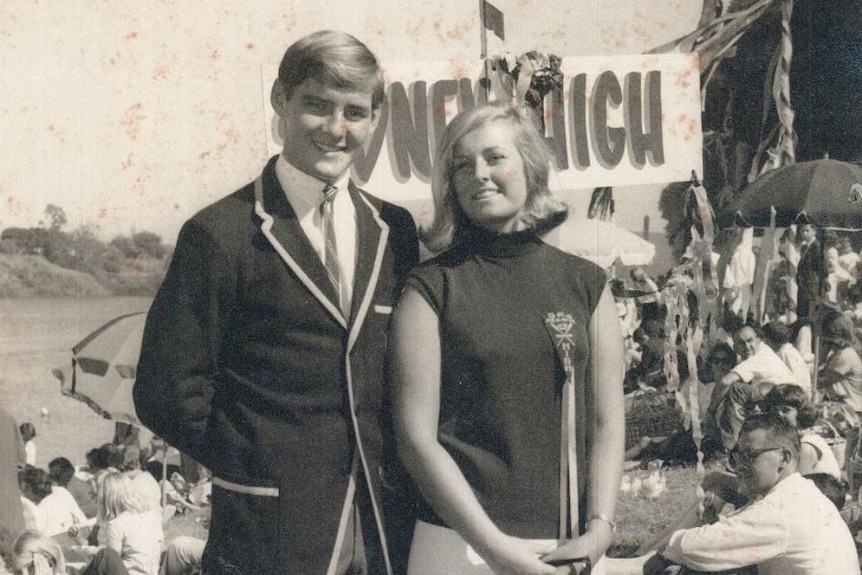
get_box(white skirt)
[407,520,606,575]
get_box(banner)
[265,53,702,201]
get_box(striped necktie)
[320,185,344,314]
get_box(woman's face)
[771,403,799,428]
[451,121,529,234]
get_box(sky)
[0,0,703,244]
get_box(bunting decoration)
[761,0,796,174]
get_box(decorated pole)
[763,0,796,173]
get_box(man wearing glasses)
[647,413,858,574]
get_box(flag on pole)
[482,1,505,41]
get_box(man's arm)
[663,500,786,571]
[720,370,743,387]
[134,219,234,469]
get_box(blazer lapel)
[253,174,347,328]
[347,185,389,346]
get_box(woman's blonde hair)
[422,104,568,252]
[12,530,65,575]
[97,470,150,522]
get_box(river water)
[0,296,152,466]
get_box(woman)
[97,471,163,575]
[390,104,625,575]
[818,314,862,412]
[11,530,66,575]
[763,384,842,478]
[11,529,129,575]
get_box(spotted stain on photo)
[153,65,171,81]
[673,113,697,141]
[46,124,65,143]
[120,103,145,140]
[3,194,25,218]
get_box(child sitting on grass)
[97,471,163,575]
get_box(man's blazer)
[134,156,418,575]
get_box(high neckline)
[456,226,543,258]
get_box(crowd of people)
[611,222,862,572]
[0,419,208,575]
[2,28,861,575]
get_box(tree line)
[0,205,170,295]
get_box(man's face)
[734,326,761,360]
[801,224,816,244]
[274,78,379,182]
[730,428,788,499]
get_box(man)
[796,223,823,322]
[761,320,812,397]
[648,414,859,574]
[716,323,796,449]
[42,458,88,539]
[134,30,419,575]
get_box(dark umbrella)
[718,159,862,230]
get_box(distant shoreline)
[0,253,161,298]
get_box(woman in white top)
[98,470,164,575]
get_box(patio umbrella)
[52,312,147,426]
[545,216,656,268]
[717,158,862,230]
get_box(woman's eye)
[452,159,471,172]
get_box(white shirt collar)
[275,156,350,211]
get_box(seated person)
[762,384,842,479]
[818,313,862,412]
[11,529,130,575]
[715,323,796,449]
[644,413,859,575]
[761,321,812,397]
[40,458,89,539]
[58,456,98,519]
[162,536,206,575]
[805,472,849,512]
[19,466,51,532]
[699,342,738,459]
[623,340,733,466]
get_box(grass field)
[610,465,700,557]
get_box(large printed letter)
[351,97,389,184]
[431,80,458,157]
[624,71,664,168]
[387,81,432,180]
[590,71,625,169]
[568,74,590,169]
[544,86,568,170]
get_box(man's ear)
[778,447,794,469]
[271,80,289,118]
